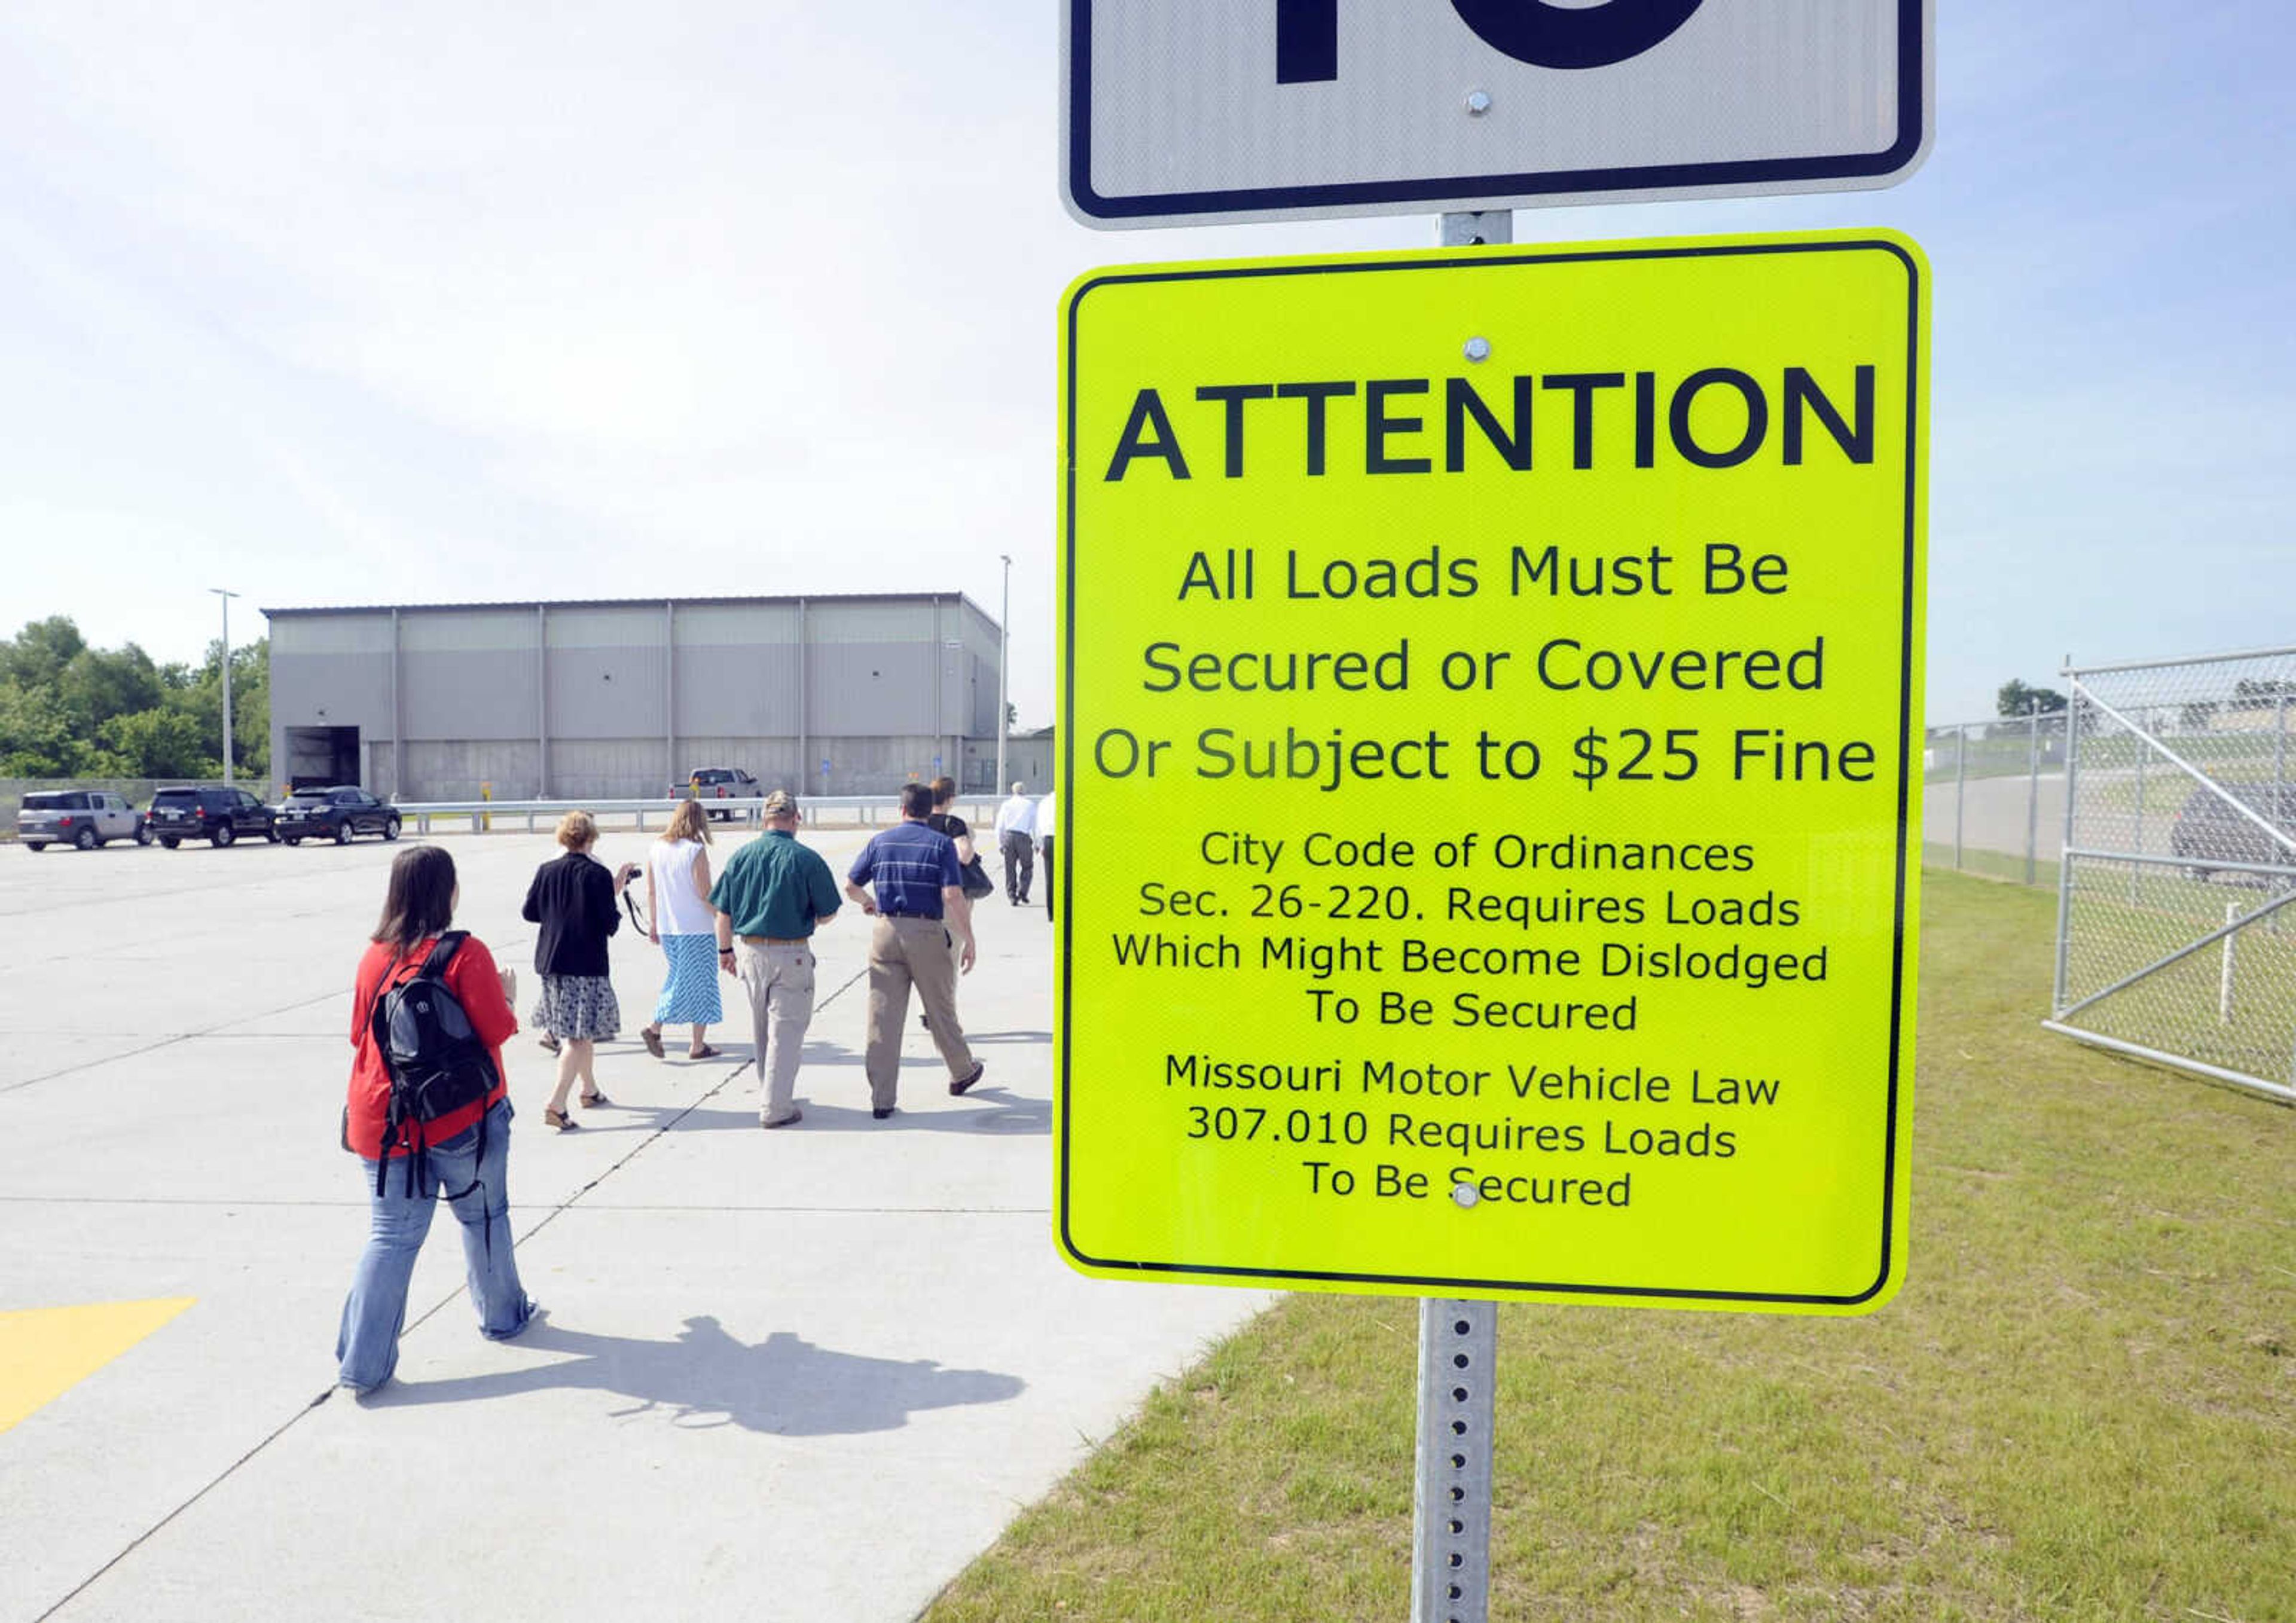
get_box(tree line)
[0,616,267,780]
[1999,675,2293,732]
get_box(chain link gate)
[2047,646,2296,1103]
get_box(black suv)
[147,786,277,848]
[2172,783,2296,878]
[274,786,401,845]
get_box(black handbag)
[960,853,995,899]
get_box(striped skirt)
[652,932,724,1026]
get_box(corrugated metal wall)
[268,596,1004,801]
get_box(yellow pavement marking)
[0,1298,196,1434]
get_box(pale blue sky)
[1,2,2288,726]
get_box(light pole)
[209,588,239,785]
[996,553,1012,795]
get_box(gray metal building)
[264,594,1005,802]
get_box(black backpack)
[367,931,502,1198]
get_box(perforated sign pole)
[1410,209,1512,1623]
[1413,1299,1498,1623]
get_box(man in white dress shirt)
[991,782,1037,905]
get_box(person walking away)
[924,776,976,867]
[523,810,631,1130]
[1037,787,1058,922]
[993,781,1036,904]
[338,845,537,1394]
[922,776,977,1030]
[641,797,723,1061]
[844,782,985,1118]
[708,789,842,1128]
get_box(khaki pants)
[864,916,976,1111]
[734,939,816,1124]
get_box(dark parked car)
[17,790,149,852]
[274,785,401,845]
[2172,783,2296,877]
[146,785,277,849]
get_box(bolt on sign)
[1054,231,1928,1311]
[1063,1,1932,227]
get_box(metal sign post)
[1413,1299,1497,1623]
[1407,212,1513,1623]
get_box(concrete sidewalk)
[0,829,1267,1622]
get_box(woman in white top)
[641,797,724,1059]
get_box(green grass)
[2080,733,2294,776]
[2058,871,2296,1087]
[1923,734,2054,783]
[1922,841,2057,890]
[926,871,2295,1622]
[1921,729,2291,787]
[2078,765,2295,820]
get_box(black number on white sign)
[1277,0,1705,83]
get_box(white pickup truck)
[677,767,760,822]
[17,790,149,851]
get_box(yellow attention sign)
[1055,231,1926,1312]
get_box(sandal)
[640,1027,664,1059]
[579,1090,612,1108]
[538,1034,561,1055]
[687,1045,722,1060]
[543,1107,579,1131]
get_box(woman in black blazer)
[522,810,635,1130]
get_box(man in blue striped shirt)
[844,782,985,1118]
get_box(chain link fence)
[2043,647,2296,1103]
[1923,710,2069,886]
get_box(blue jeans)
[337,1099,534,1392]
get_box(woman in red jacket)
[338,845,538,1395]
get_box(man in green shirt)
[709,790,842,1128]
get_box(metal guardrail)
[390,795,1006,836]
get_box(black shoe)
[950,1061,986,1097]
[872,1106,897,1120]
[919,1014,930,1030]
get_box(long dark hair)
[373,846,457,950]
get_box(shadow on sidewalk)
[374,1314,1025,1434]
[964,1029,1051,1046]
[664,1088,1050,1136]
[665,1034,1054,1134]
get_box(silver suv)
[17,791,150,852]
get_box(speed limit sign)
[1062,0,1931,227]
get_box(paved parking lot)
[0,828,1265,1622]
